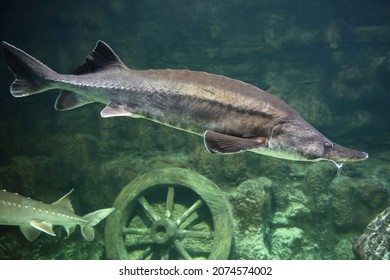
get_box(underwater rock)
[229,177,272,230]
[0,227,105,259]
[270,227,304,259]
[330,177,356,230]
[374,164,390,184]
[271,180,310,228]
[303,162,334,217]
[273,202,310,227]
[270,227,322,260]
[233,225,270,260]
[190,146,216,176]
[0,233,25,259]
[355,179,388,209]
[334,239,355,260]
[353,207,390,260]
[331,176,389,231]
[220,154,248,182]
[56,235,106,260]
[190,147,247,187]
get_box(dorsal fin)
[52,189,74,213]
[73,41,125,75]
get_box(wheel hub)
[150,218,177,244]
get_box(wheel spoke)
[161,246,170,260]
[173,240,192,260]
[177,229,213,239]
[123,227,149,236]
[125,241,152,247]
[176,199,203,226]
[138,196,160,222]
[166,187,175,218]
[138,245,153,260]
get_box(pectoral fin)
[20,225,41,242]
[204,130,266,154]
[30,220,56,236]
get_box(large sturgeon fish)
[2,41,368,166]
[0,189,114,241]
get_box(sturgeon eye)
[324,142,334,149]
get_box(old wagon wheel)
[104,168,233,260]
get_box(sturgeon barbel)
[2,41,368,165]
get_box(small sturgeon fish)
[2,41,368,166]
[0,189,114,241]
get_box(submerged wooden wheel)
[105,168,233,260]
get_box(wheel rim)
[105,168,233,260]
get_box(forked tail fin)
[2,41,57,97]
[81,208,115,241]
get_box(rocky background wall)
[0,0,389,259]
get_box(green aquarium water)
[0,0,389,260]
